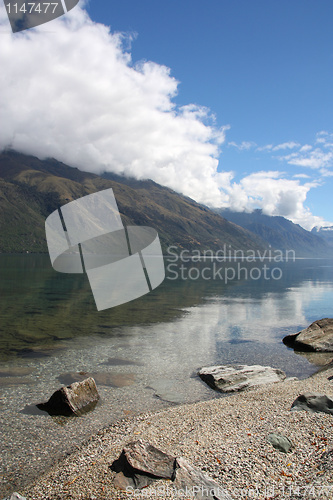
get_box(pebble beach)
[19,364,333,500]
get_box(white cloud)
[0,5,228,206]
[272,141,300,151]
[216,171,332,229]
[0,5,330,231]
[282,149,333,170]
[228,141,256,151]
[256,144,273,152]
[300,144,312,152]
[316,131,333,147]
[293,173,311,179]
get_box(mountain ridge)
[216,208,332,258]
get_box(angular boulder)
[291,393,333,415]
[198,364,286,393]
[283,318,333,352]
[123,440,176,479]
[110,440,227,498]
[110,440,175,490]
[37,377,99,416]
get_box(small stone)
[267,433,293,453]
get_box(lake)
[0,254,333,495]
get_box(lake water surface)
[1,255,333,495]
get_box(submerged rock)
[57,371,135,388]
[148,378,187,404]
[0,367,34,377]
[37,377,99,416]
[198,364,286,393]
[291,393,333,415]
[283,318,333,352]
[267,433,293,453]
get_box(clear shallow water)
[0,255,333,495]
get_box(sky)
[0,0,332,229]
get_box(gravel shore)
[20,365,333,500]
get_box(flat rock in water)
[149,379,187,404]
[198,364,286,392]
[283,318,333,352]
[267,433,293,453]
[291,393,333,415]
[37,377,99,416]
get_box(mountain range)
[0,150,264,254]
[216,208,333,258]
[311,225,333,246]
[0,150,332,258]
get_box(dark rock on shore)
[291,393,333,415]
[198,364,286,393]
[110,439,226,499]
[110,440,175,489]
[283,318,333,352]
[37,377,99,416]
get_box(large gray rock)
[198,364,286,393]
[37,377,99,416]
[291,393,333,415]
[283,318,333,352]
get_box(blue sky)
[87,0,333,226]
[0,0,332,229]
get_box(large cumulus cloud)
[0,4,327,229]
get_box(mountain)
[216,208,333,258]
[311,226,333,246]
[0,150,265,254]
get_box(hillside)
[217,208,333,258]
[0,150,265,254]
